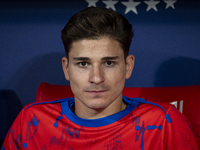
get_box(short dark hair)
[61,7,134,59]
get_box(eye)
[105,61,114,66]
[78,62,88,67]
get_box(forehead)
[69,38,124,59]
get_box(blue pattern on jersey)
[20,96,173,150]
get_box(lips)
[89,89,107,92]
[86,90,108,96]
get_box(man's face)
[62,37,134,114]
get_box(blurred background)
[0,0,200,144]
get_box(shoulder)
[25,98,72,108]
[124,96,172,114]
[21,98,73,116]
[124,96,178,123]
[129,97,192,127]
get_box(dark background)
[0,0,200,143]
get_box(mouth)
[86,90,108,96]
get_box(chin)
[87,100,108,110]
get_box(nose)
[89,65,105,84]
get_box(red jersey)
[2,96,198,150]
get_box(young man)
[2,7,198,150]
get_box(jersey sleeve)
[162,105,199,150]
[1,108,25,150]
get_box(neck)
[72,99,127,119]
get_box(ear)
[62,57,70,81]
[125,54,135,79]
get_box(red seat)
[36,82,200,146]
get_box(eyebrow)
[73,57,90,61]
[101,56,119,61]
[73,56,119,61]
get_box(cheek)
[68,75,83,98]
[68,67,84,80]
[68,68,89,91]
[107,68,126,87]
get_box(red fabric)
[36,82,200,147]
[36,83,74,102]
[3,99,199,149]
